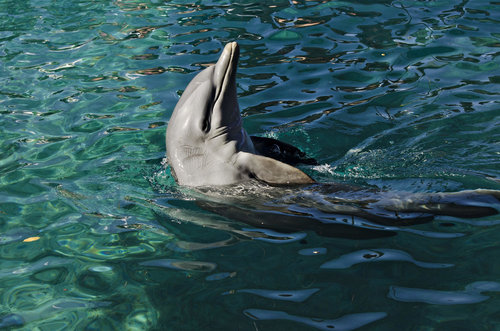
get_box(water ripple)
[234,288,319,303]
[244,309,387,331]
[388,281,500,305]
[321,248,453,269]
[139,259,217,272]
[0,256,71,279]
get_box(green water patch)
[1,0,500,330]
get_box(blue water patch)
[244,309,388,331]
[320,248,454,269]
[388,281,500,305]
[230,288,319,303]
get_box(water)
[1,0,500,329]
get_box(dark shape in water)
[193,185,499,240]
[196,200,396,240]
[250,136,318,166]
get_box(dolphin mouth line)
[213,42,238,109]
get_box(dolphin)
[166,42,316,187]
[165,42,500,238]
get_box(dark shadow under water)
[161,181,500,240]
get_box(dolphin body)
[165,42,500,239]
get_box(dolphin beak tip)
[227,41,238,49]
[224,41,239,58]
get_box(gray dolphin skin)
[166,42,314,187]
[165,42,500,239]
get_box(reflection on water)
[231,288,320,303]
[320,248,454,269]
[1,0,500,329]
[388,281,500,305]
[244,309,388,331]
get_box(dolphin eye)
[201,110,211,133]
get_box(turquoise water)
[1,0,500,329]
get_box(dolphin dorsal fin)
[250,136,317,166]
[237,152,315,185]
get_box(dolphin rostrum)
[165,42,500,238]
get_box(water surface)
[1,0,500,330]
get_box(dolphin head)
[171,42,244,139]
[166,42,314,187]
